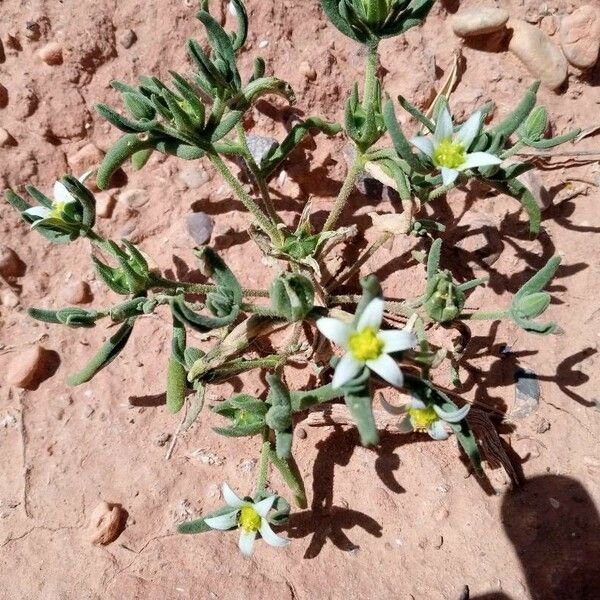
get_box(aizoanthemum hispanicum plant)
[4,0,581,556]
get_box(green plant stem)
[208,152,283,245]
[321,158,363,233]
[362,42,379,114]
[426,183,456,202]
[152,276,269,298]
[235,123,280,226]
[501,141,526,160]
[255,435,271,495]
[240,302,286,318]
[461,309,508,321]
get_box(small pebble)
[299,61,317,81]
[118,29,137,49]
[0,290,19,308]
[67,143,104,176]
[6,345,51,389]
[155,432,171,447]
[258,40,269,48]
[186,212,214,245]
[0,244,22,278]
[451,8,509,38]
[95,191,116,218]
[119,188,149,210]
[507,19,568,90]
[433,535,444,549]
[245,134,278,166]
[560,6,600,69]
[177,167,205,189]
[88,501,125,545]
[60,280,92,305]
[83,405,95,418]
[38,42,63,65]
[433,507,449,521]
[510,367,540,420]
[296,427,307,439]
[549,497,560,509]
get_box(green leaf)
[166,357,187,414]
[383,97,420,170]
[427,238,442,282]
[490,81,540,139]
[67,319,135,386]
[97,134,155,189]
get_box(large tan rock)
[508,19,568,90]
[451,8,509,38]
[560,6,600,69]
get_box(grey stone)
[186,212,214,245]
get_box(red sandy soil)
[1,1,600,598]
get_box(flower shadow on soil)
[286,425,417,558]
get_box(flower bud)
[424,272,465,323]
[269,272,314,321]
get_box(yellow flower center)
[50,201,67,218]
[433,138,466,169]
[238,506,261,533]
[408,405,438,431]
[348,327,384,362]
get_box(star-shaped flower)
[203,483,289,556]
[381,395,471,440]
[316,298,417,389]
[22,171,92,228]
[411,106,501,186]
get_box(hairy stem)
[208,152,283,245]
[461,309,509,321]
[255,436,271,495]
[235,123,281,226]
[153,276,269,298]
[321,158,363,233]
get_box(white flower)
[316,298,416,389]
[411,106,502,187]
[23,170,92,226]
[203,483,289,556]
[381,395,471,440]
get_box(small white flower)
[411,106,502,187]
[203,483,289,556]
[23,170,92,226]
[381,395,471,440]
[316,298,417,389]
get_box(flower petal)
[238,530,257,556]
[459,152,502,171]
[22,206,51,219]
[316,317,352,348]
[357,297,384,331]
[441,167,459,186]
[433,403,470,423]
[428,420,449,440]
[332,353,362,389]
[397,414,414,433]
[222,482,245,508]
[204,510,239,530]
[456,110,483,149]
[410,136,434,157]
[53,181,75,205]
[366,354,404,388]
[434,105,453,143]
[379,329,417,353]
[253,495,277,518]
[410,396,428,410]
[78,169,94,184]
[259,520,290,548]
[380,394,408,416]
